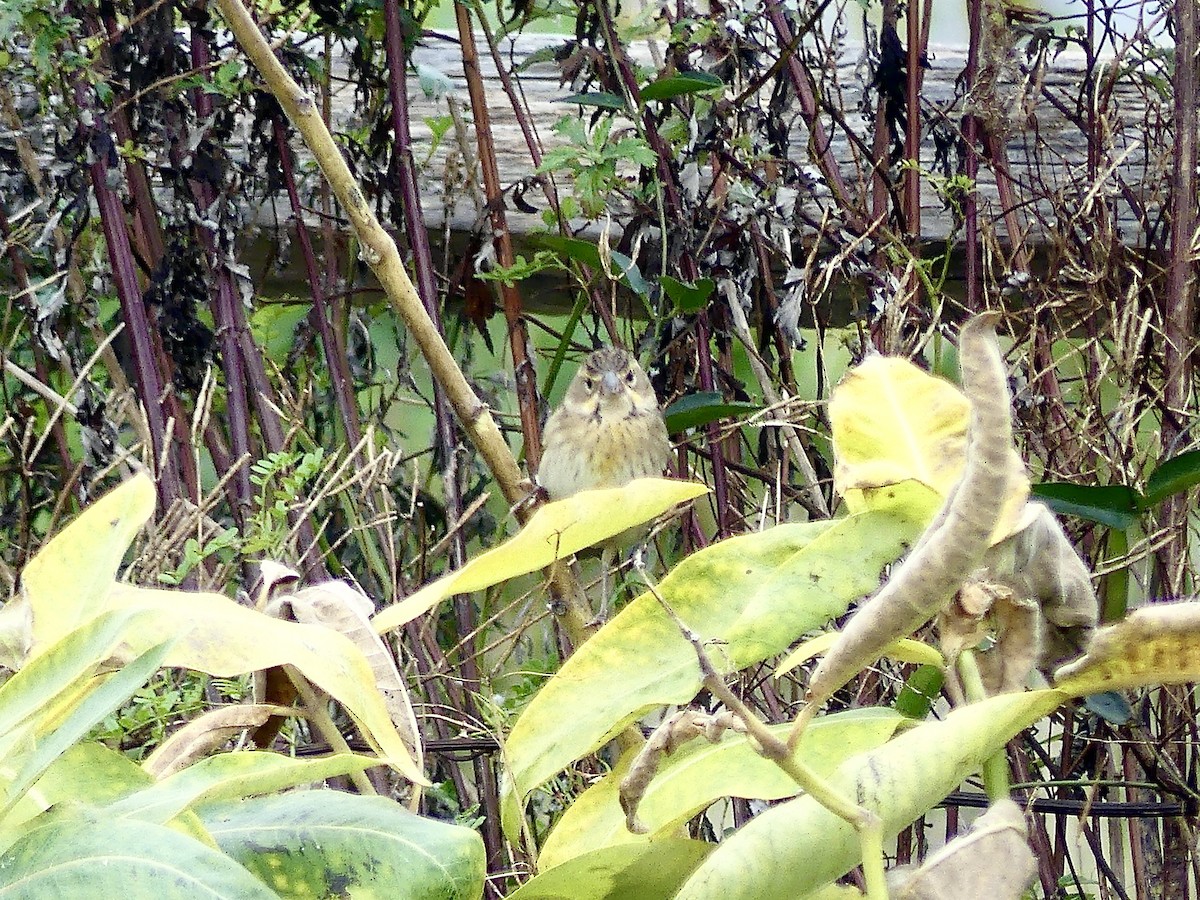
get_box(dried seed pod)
[802,314,1014,714]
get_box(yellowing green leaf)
[103,585,425,785]
[510,840,711,900]
[675,688,1066,899]
[538,710,907,870]
[502,511,924,840]
[16,477,423,785]
[776,634,943,677]
[20,474,156,649]
[830,356,1028,542]
[1054,603,1200,696]
[373,478,709,634]
[831,357,968,503]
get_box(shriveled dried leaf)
[144,703,296,779]
[983,502,1097,670]
[287,581,422,771]
[891,799,1035,900]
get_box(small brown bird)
[537,347,671,617]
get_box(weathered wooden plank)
[307,32,1158,246]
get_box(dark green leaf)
[664,392,761,432]
[660,275,714,313]
[1143,449,1200,508]
[557,92,627,110]
[1030,483,1140,530]
[202,792,485,900]
[894,664,943,719]
[534,236,650,296]
[640,72,724,102]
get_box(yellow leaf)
[373,478,709,634]
[104,585,426,785]
[776,633,944,677]
[830,356,1029,542]
[1054,603,1200,696]
[20,473,156,649]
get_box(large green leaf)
[373,479,709,634]
[18,473,156,648]
[200,791,485,900]
[0,744,153,852]
[502,511,923,838]
[1030,482,1140,530]
[558,91,628,110]
[106,752,380,825]
[538,709,907,870]
[659,275,715,313]
[663,392,761,433]
[640,72,724,101]
[0,808,277,898]
[1143,449,1200,508]
[535,235,651,296]
[510,840,711,899]
[674,689,1066,899]
[676,601,1200,898]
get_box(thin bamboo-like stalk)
[215,0,525,508]
[452,2,543,469]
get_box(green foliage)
[246,449,327,556]
[0,476,484,897]
[536,116,657,218]
[90,671,209,760]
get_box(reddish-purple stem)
[272,114,363,449]
[80,91,181,507]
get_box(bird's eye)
[583,378,594,391]
[624,370,635,384]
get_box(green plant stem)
[956,649,1010,800]
[1102,528,1130,622]
[638,566,871,830]
[285,665,380,798]
[859,817,890,900]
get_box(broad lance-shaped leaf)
[373,478,708,635]
[101,585,425,784]
[105,752,381,825]
[801,315,1014,720]
[501,510,924,839]
[1143,449,1200,508]
[200,791,485,900]
[16,477,425,784]
[1054,602,1200,696]
[830,338,1028,542]
[507,840,712,900]
[538,710,907,871]
[0,807,279,898]
[675,688,1067,900]
[18,473,156,649]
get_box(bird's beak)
[600,370,622,396]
